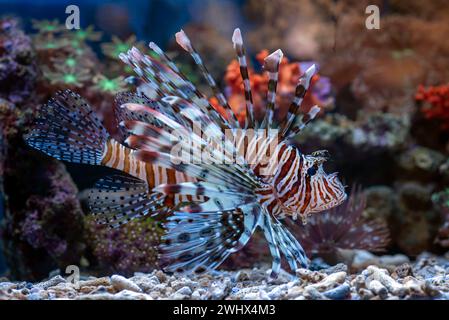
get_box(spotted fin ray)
[25,90,109,165]
[88,174,165,228]
[160,203,260,274]
[260,211,309,277]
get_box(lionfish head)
[276,150,347,222]
[301,152,347,218]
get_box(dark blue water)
[0,0,246,48]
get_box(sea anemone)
[288,185,390,263]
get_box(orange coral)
[415,84,449,130]
[211,50,324,126]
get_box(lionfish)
[25,28,346,277]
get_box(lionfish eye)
[307,167,316,176]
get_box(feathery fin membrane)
[261,212,309,278]
[25,90,109,165]
[88,174,165,228]
[160,204,260,274]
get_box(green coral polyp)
[99,78,118,91]
[75,30,87,40]
[114,43,130,55]
[43,25,57,32]
[65,58,77,68]
[93,74,126,93]
[63,74,78,84]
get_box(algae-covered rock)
[1,155,85,281]
[393,182,441,256]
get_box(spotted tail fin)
[25,90,109,165]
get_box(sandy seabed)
[1,252,448,300]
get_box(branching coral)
[210,50,333,125]
[415,83,449,130]
[288,186,390,264]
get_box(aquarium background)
[1,0,449,281]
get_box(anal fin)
[88,174,165,228]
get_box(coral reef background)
[1,0,449,296]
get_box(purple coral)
[300,61,333,106]
[1,152,85,280]
[0,18,38,104]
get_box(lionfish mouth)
[324,172,347,207]
[307,172,347,215]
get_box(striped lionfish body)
[101,138,200,209]
[25,28,346,277]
